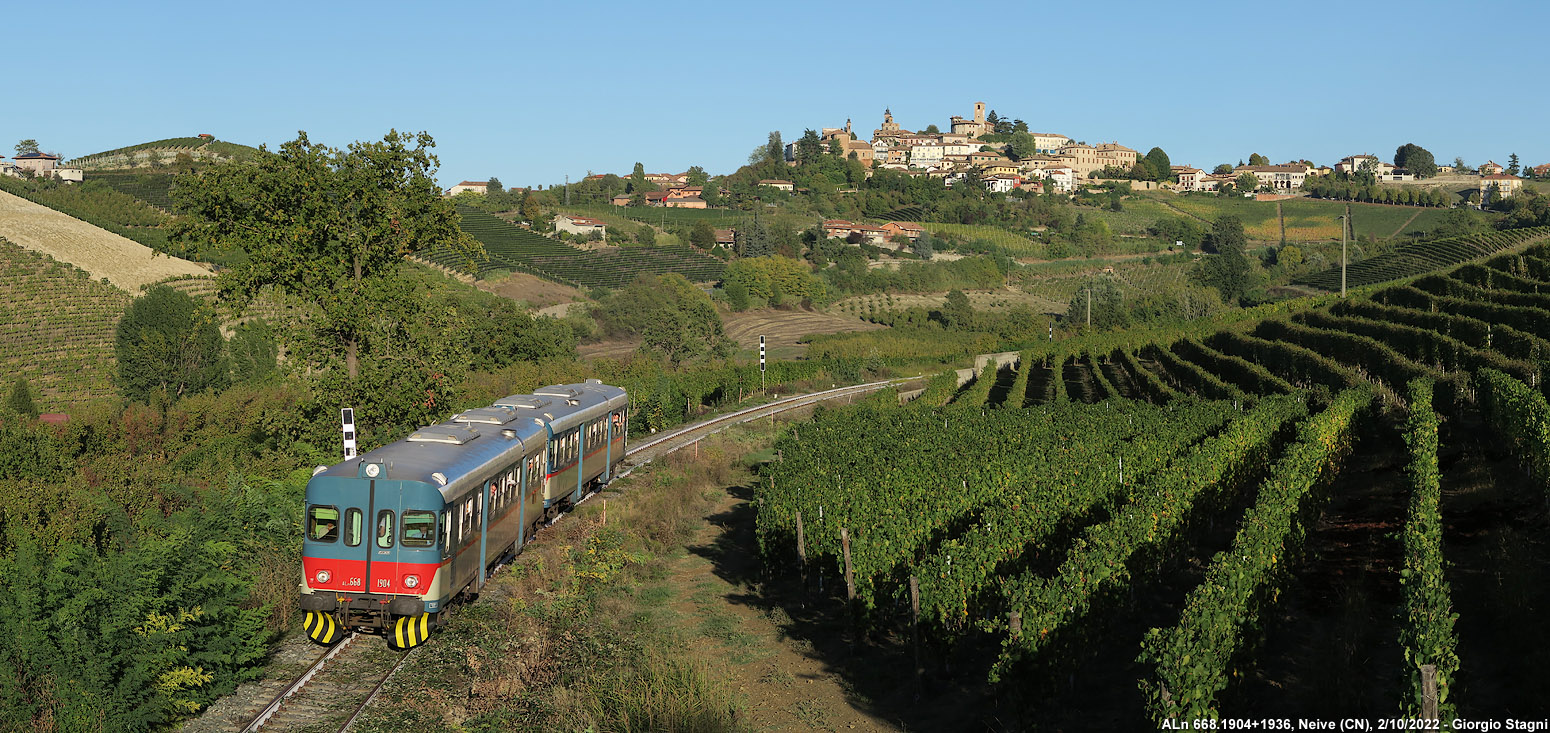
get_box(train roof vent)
[585,378,602,385]
[494,395,550,410]
[535,386,581,399]
[451,407,519,425]
[406,425,480,445]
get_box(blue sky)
[7,0,1546,187]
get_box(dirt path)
[0,189,209,292]
[1389,208,1424,239]
[1156,197,1211,224]
[665,483,900,732]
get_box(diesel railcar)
[299,380,628,648]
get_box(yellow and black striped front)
[304,610,341,645]
[390,614,432,650]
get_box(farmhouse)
[13,152,59,175]
[1480,161,1505,176]
[881,221,924,241]
[554,213,606,238]
[447,180,488,196]
[1480,173,1523,202]
[758,179,795,192]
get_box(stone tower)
[974,101,985,123]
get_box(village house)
[447,180,488,196]
[1234,163,1311,191]
[713,228,737,248]
[758,179,795,192]
[1333,154,1397,177]
[644,172,689,186]
[554,213,606,238]
[982,162,1021,177]
[1038,167,1077,193]
[967,151,1004,167]
[1480,161,1505,176]
[1094,142,1139,171]
[909,143,945,167]
[822,219,856,239]
[939,140,977,157]
[1480,173,1523,202]
[13,152,60,175]
[1175,167,1209,191]
[985,174,1023,194]
[1533,164,1550,178]
[881,221,924,241]
[1032,133,1070,153]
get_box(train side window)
[375,510,395,549]
[402,511,436,547]
[343,508,362,547]
[463,498,475,543]
[308,505,340,542]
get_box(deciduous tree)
[1144,147,1172,182]
[172,131,480,433]
[1248,153,1269,166]
[14,139,38,156]
[115,285,228,401]
[1394,143,1437,178]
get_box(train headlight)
[403,574,420,589]
[315,570,332,584]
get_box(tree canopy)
[173,130,480,379]
[115,285,228,402]
[1248,153,1269,167]
[14,139,38,156]
[1394,143,1438,178]
[1193,216,1254,305]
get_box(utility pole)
[565,175,571,206]
[1341,203,1349,297]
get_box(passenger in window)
[314,517,337,541]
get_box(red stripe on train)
[302,556,442,595]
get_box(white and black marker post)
[341,407,358,460]
[760,335,766,391]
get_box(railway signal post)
[760,335,766,392]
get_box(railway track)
[228,376,920,731]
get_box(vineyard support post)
[1421,664,1438,720]
[910,575,921,695]
[795,510,807,575]
[840,527,855,601]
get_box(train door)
[368,481,404,595]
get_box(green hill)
[1294,226,1550,291]
[67,136,261,171]
[425,205,726,288]
[0,237,130,409]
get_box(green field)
[921,222,1042,256]
[90,172,180,211]
[0,238,130,408]
[425,206,726,288]
[1156,193,1458,243]
[1294,226,1550,291]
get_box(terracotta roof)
[15,152,59,160]
[758,179,794,185]
[885,221,924,231]
[1482,174,1521,181]
[455,180,487,187]
[560,214,604,226]
[823,219,855,227]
